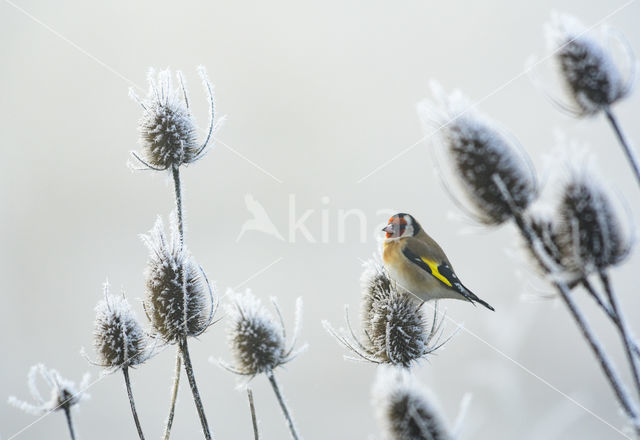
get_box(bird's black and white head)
[382,213,421,240]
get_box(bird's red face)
[382,214,409,239]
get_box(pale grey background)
[2,1,640,439]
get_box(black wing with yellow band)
[401,246,495,311]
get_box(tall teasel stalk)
[324,258,448,367]
[9,364,90,440]
[91,282,152,439]
[221,290,306,440]
[130,67,220,440]
[418,84,640,433]
[544,12,640,188]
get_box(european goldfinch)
[382,213,494,311]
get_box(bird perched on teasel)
[382,213,494,311]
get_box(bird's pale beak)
[382,224,394,233]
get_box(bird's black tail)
[461,285,495,311]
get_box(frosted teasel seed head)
[8,364,90,415]
[373,366,451,440]
[93,282,150,371]
[554,167,631,275]
[417,83,537,225]
[141,215,216,344]
[222,289,305,376]
[546,12,634,117]
[130,66,219,171]
[324,259,447,367]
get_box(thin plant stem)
[266,370,300,440]
[247,388,260,440]
[163,353,182,440]
[600,271,640,401]
[582,278,640,358]
[605,108,640,188]
[179,337,212,440]
[172,165,185,243]
[492,174,640,432]
[123,366,146,440]
[63,406,76,440]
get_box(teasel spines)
[373,367,451,440]
[131,67,216,171]
[547,13,632,116]
[142,215,215,344]
[94,283,149,370]
[224,290,304,376]
[418,85,537,225]
[555,172,631,274]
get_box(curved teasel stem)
[163,352,182,440]
[605,107,640,189]
[266,370,300,440]
[123,366,146,440]
[179,337,212,440]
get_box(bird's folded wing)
[401,245,464,292]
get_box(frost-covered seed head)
[555,173,630,274]
[373,367,451,440]
[94,284,148,369]
[418,85,537,225]
[225,290,303,376]
[136,69,199,169]
[8,364,90,415]
[358,260,443,367]
[547,13,631,116]
[142,216,212,343]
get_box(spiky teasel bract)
[93,282,150,371]
[373,366,451,440]
[554,166,631,276]
[417,83,537,225]
[546,12,633,117]
[9,364,90,415]
[324,259,447,368]
[222,289,305,376]
[130,67,219,171]
[141,215,216,344]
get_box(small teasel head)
[546,12,633,116]
[555,166,631,275]
[324,259,446,367]
[130,67,218,170]
[142,215,216,344]
[93,281,149,370]
[417,83,537,225]
[373,366,451,440]
[9,364,90,415]
[223,289,304,376]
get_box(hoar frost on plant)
[373,366,451,440]
[8,364,90,415]
[93,282,149,371]
[130,67,219,171]
[554,164,631,275]
[546,12,634,117]
[142,215,216,344]
[324,259,447,367]
[417,83,537,225]
[223,289,305,376]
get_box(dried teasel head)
[546,12,633,117]
[9,364,90,415]
[418,83,537,225]
[93,282,149,370]
[141,215,216,344]
[324,259,447,368]
[223,290,304,376]
[130,67,218,171]
[373,366,452,440]
[554,167,631,275]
